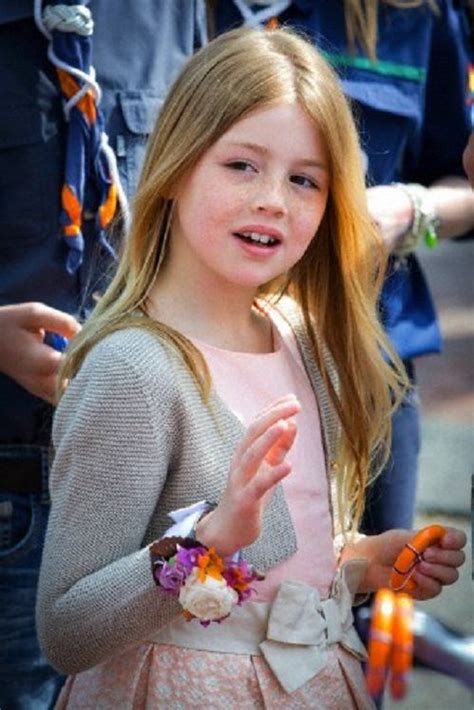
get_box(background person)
[0,1,207,707]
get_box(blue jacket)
[216,0,471,361]
[0,1,207,445]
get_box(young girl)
[37,28,465,709]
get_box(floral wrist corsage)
[149,536,263,626]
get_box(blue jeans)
[0,448,65,710]
[361,383,421,535]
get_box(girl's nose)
[251,179,286,217]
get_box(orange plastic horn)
[389,593,414,700]
[366,588,396,699]
[390,524,446,592]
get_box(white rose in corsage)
[179,568,239,622]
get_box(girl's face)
[168,102,329,295]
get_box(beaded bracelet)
[149,536,263,626]
[392,183,440,257]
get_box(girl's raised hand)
[196,394,301,557]
[342,527,466,600]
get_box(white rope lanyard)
[34,0,130,232]
[232,0,291,29]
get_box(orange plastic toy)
[366,588,396,698]
[366,524,446,701]
[390,593,414,700]
[390,524,446,592]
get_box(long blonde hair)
[61,27,407,530]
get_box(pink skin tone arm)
[367,177,474,253]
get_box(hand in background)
[342,527,466,600]
[0,302,81,404]
[367,179,474,250]
[366,185,414,253]
[196,394,300,557]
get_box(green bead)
[424,226,438,249]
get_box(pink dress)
[56,309,373,709]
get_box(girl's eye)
[290,174,318,189]
[226,160,256,172]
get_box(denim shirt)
[216,0,471,361]
[0,1,207,445]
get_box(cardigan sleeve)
[36,332,183,674]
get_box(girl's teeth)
[240,232,277,245]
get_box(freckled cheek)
[215,181,249,208]
[294,213,322,249]
[207,190,248,229]
[189,193,235,241]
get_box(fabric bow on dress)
[260,565,368,693]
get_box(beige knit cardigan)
[36,300,342,675]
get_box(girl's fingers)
[254,393,299,419]
[417,561,460,586]
[238,419,291,479]
[411,569,444,600]
[440,528,467,551]
[251,461,292,499]
[422,547,465,568]
[265,418,297,466]
[234,397,300,458]
[411,575,443,601]
[249,397,300,436]
[249,394,299,427]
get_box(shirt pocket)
[0,106,63,249]
[115,91,164,200]
[0,494,38,563]
[342,77,422,184]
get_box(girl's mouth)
[232,231,280,248]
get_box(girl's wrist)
[195,510,239,559]
[338,534,374,592]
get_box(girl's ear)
[165,175,185,202]
[161,183,178,201]
[170,159,198,202]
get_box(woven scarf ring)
[34,0,129,274]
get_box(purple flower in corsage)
[175,545,208,574]
[222,559,260,604]
[158,560,186,592]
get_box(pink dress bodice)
[194,306,337,600]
